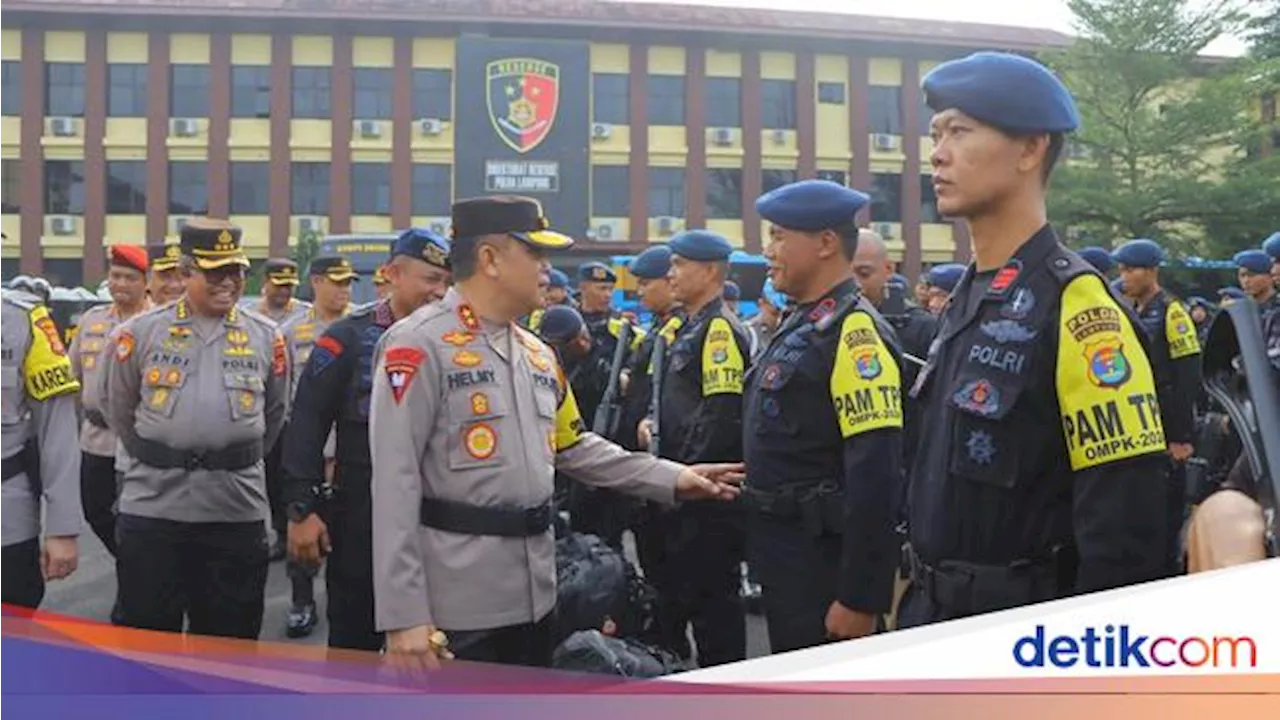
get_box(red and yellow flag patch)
[385,346,427,405]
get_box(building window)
[170,64,210,118]
[869,173,902,223]
[817,81,845,105]
[105,161,147,214]
[411,69,452,120]
[817,170,846,186]
[2,160,20,213]
[591,166,629,217]
[705,169,742,220]
[292,67,331,119]
[45,62,85,117]
[107,64,148,117]
[705,77,741,128]
[231,66,271,118]
[2,61,20,115]
[291,162,330,215]
[761,79,796,130]
[648,168,685,217]
[44,160,86,214]
[353,67,393,120]
[647,75,685,126]
[920,175,942,223]
[762,169,797,195]
[592,73,628,125]
[168,161,208,215]
[868,86,902,135]
[230,162,270,214]
[411,163,451,216]
[351,163,391,215]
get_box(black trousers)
[115,514,269,639]
[566,484,633,553]
[1,539,45,610]
[652,506,746,667]
[324,471,383,652]
[747,514,843,654]
[266,431,316,605]
[444,611,555,667]
[80,452,118,557]
[1165,460,1188,577]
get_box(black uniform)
[651,297,750,666]
[883,304,938,511]
[900,226,1168,628]
[743,279,904,653]
[1132,289,1202,575]
[1261,292,1280,372]
[281,300,397,652]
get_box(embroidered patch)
[761,364,783,390]
[164,368,182,386]
[952,378,1001,417]
[980,319,1038,344]
[453,349,482,368]
[988,261,1022,295]
[762,396,780,419]
[150,388,169,408]
[1001,288,1036,320]
[384,346,426,405]
[116,332,135,363]
[83,355,97,371]
[457,304,481,332]
[853,347,882,380]
[310,335,344,376]
[272,334,287,377]
[238,391,255,411]
[168,325,191,338]
[226,328,250,346]
[442,330,474,347]
[89,322,108,334]
[808,297,836,323]
[966,430,997,465]
[528,351,550,372]
[470,392,490,416]
[145,367,162,386]
[463,423,498,460]
[1083,337,1132,389]
[34,316,67,356]
[517,332,542,352]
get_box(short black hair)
[1041,132,1065,183]
[449,238,481,281]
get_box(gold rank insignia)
[591,267,607,281]
[150,388,169,408]
[442,330,474,347]
[146,367,162,386]
[238,391,255,411]
[470,392,490,416]
[457,304,481,332]
[453,349,482,368]
[164,368,183,386]
[527,350,550,372]
[226,328,250,346]
[165,244,180,260]
[83,355,97,371]
[215,230,236,252]
[89,322,108,334]
[169,326,191,338]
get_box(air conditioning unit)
[170,216,191,233]
[711,127,734,146]
[591,221,628,242]
[873,134,899,152]
[420,118,444,136]
[656,216,679,235]
[770,129,787,145]
[297,216,325,234]
[873,222,895,239]
[48,117,78,137]
[356,119,382,139]
[591,123,612,140]
[47,215,77,236]
[170,118,198,137]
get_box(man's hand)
[675,463,745,501]
[41,536,78,581]
[619,369,631,395]
[825,601,875,640]
[1168,443,1194,463]
[637,418,654,448]
[385,625,452,672]
[288,514,331,567]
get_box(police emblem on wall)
[487,58,560,154]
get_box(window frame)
[647,167,686,218]
[705,168,743,220]
[170,64,211,118]
[105,160,148,214]
[230,65,271,119]
[591,72,629,125]
[350,163,391,216]
[352,67,394,120]
[760,79,797,130]
[647,75,685,126]
[591,165,630,217]
[291,66,332,120]
[167,161,208,215]
[44,160,86,214]
[411,68,452,121]
[229,161,270,215]
[705,77,742,128]
[291,162,330,216]
[410,163,452,216]
[45,62,86,117]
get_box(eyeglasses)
[199,266,247,284]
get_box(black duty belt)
[419,496,553,538]
[85,409,109,429]
[124,436,264,472]
[741,480,843,537]
[2,454,25,482]
[906,545,1070,616]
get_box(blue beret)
[922,51,1080,135]
[1234,249,1271,274]
[548,268,569,288]
[889,273,909,289]
[755,179,869,232]
[1111,239,1165,268]
[1187,296,1211,309]
[539,306,586,344]
[761,278,789,309]
[1077,246,1114,273]
[926,263,966,293]
[630,246,672,279]
[669,230,733,262]
[391,227,451,269]
[1219,287,1245,299]
[578,262,617,283]
[1262,231,1280,260]
[723,280,741,300]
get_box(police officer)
[546,268,573,307]
[578,262,619,333]
[740,180,904,652]
[631,230,750,667]
[746,278,786,360]
[1264,232,1280,289]
[101,218,290,639]
[723,280,742,316]
[373,265,392,301]
[1262,233,1280,368]
[1236,247,1280,372]
[274,254,357,637]
[370,195,742,669]
[147,243,185,305]
[924,263,965,315]
[1077,246,1115,276]
[69,245,152,557]
[283,228,452,653]
[255,258,311,324]
[1112,238,1202,576]
[2,286,82,609]
[522,260,553,332]
[901,52,1167,628]
[1218,286,1245,306]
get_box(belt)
[742,480,842,537]
[419,496,553,538]
[85,408,109,429]
[907,546,1067,616]
[2,454,25,482]
[124,435,264,472]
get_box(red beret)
[110,244,149,273]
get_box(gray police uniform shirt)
[69,302,139,457]
[255,297,311,326]
[2,292,83,545]
[279,305,343,454]
[370,288,684,633]
[100,298,290,523]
